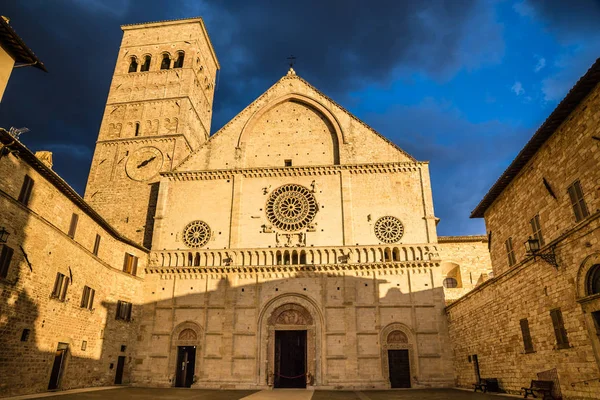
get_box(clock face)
[125,147,164,181]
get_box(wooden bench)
[473,378,499,393]
[522,380,554,399]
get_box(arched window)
[443,277,458,288]
[128,57,138,73]
[174,51,185,68]
[140,55,151,72]
[586,264,600,295]
[160,53,171,70]
[134,122,140,137]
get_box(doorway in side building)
[48,343,69,390]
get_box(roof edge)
[0,129,148,253]
[437,235,488,243]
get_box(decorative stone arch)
[168,321,203,386]
[236,93,346,165]
[576,252,600,299]
[380,322,419,387]
[257,294,324,387]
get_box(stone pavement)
[9,387,520,400]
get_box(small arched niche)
[239,96,342,168]
[441,261,463,288]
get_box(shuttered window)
[68,213,79,238]
[567,180,589,222]
[530,214,544,246]
[80,286,95,310]
[519,318,534,353]
[51,272,70,301]
[0,245,14,279]
[505,237,516,266]
[18,175,34,206]
[550,308,569,349]
[123,253,138,276]
[93,234,101,256]
[116,300,132,321]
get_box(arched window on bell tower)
[160,53,171,70]
[140,55,151,72]
[128,57,138,73]
[174,51,185,68]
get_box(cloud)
[511,81,525,96]
[362,99,531,235]
[534,56,546,72]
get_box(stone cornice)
[438,235,488,243]
[162,162,426,181]
[146,261,439,275]
[97,134,192,150]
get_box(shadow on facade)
[0,265,451,396]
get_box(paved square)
[23,388,516,400]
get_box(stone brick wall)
[0,141,146,397]
[438,236,493,304]
[446,83,600,399]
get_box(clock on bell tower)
[84,17,220,247]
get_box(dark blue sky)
[1,0,599,236]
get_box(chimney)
[35,151,53,169]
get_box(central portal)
[274,330,307,388]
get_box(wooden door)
[48,343,68,390]
[388,349,411,388]
[274,330,307,388]
[175,346,196,387]
[114,356,125,384]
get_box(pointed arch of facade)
[168,321,203,386]
[257,293,324,387]
[380,322,419,387]
[236,93,346,163]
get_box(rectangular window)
[116,300,132,321]
[93,234,101,256]
[520,318,534,353]
[284,159,292,167]
[0,245,15,279]
[51,272,70,301]
[80,286,95,310]
[17,175,34,206]
[123,253,138,276]
[505,237,516,266]
[530,214,545,246]
[567,180,590,222]
[550,308,569,349]
[68,213,79,238]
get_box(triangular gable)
[176,69,416,172]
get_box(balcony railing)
[149,244,440,268]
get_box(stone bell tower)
[84,17,220,246]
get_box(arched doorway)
[381,323,418,388]
[170,321,202,388]
[576,253,600,370]
[258,295,322,388]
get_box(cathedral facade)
[84,17,463,389]
[0,17,493,396]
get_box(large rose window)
[266,184,318,231]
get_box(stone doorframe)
[380,322,419,387]
[169,321,203,386]
[576,252,600,371]
[257,294,324,387]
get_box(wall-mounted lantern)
[525,236,558,268]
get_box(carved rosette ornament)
[387,330,408,344]
[266,184,318,231]
[183,220,211,248]
[374,216,404,243]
